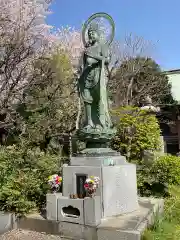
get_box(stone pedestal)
[44,151,164,239]
[62,163,138,219]
[46,152,139,227]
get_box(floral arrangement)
[48,174,62,193]
[84,176,100,197]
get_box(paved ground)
[0,229,64,240]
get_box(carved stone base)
[77,147,121,157]
[76,127,116,150]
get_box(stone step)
[15,197,164,240]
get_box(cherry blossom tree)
[0,0,56,106]
[0,0,58,130]
[0,0,82,145]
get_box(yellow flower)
[58,176,62,182]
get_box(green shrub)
[152,155,180,185]
[137,155,180,197]
[111,106,161,162]
[0,144,62,215]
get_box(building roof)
[163,69,180,75]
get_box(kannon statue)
[78,23,112,130]
[77,13,116,146]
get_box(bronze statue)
[77,13,116,148]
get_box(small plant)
[48,174,62,193]
[142,186,180,240]
[84,176,100,197]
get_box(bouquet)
[84,176,100,197]
[48,174,62,193]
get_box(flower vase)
[87,188,96,198]
[52,186,59,194]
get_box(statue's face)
[88,30,99,43]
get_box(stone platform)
[16,197,164,240]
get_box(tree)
[111,57,173,107]
[108,33,174,107]
[0,0,56,129]
[53,27,83,68]
[16,49,78,151]
[110,35,173,106]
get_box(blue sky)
[47,0,180,70]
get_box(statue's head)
[88,22,100,44]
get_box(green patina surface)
[76,13,116,148]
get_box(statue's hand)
[86,52,104,62]
[105,56,110,64]
[96,55,110,62]
[86,57,98,65]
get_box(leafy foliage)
[137,155,180,197]
[15,50,77,150]
[111,106,161,161]
[0,143,62,215]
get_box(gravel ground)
[0,229,64,240]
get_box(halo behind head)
[82,12,115,46]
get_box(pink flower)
[84,183,89,189]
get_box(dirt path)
[0,229,64,240]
